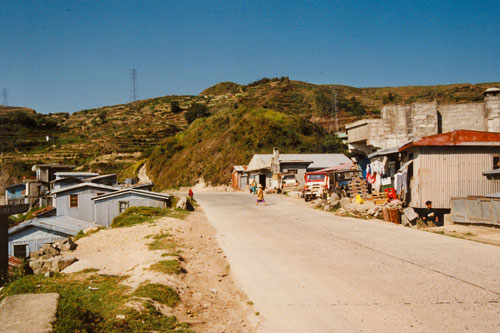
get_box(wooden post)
[0,204,29,280]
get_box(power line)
[130,67,138,102]
[1,87,8,106]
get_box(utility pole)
[1,87,8,106]
[130,67,138,102]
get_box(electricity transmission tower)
[1,87,8,106]
[130,67,138,102]
[329,88,338,133]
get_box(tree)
[170,101,183,114]
[184,103,210,124]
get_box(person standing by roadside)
[256,184,266,206]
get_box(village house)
[8,168,172,257]
[232,165,248,191]
[398,130,500,210]
[8,216,94,258]
[4,183,25,206]
[245,148,351,189]
[91,188,172,227]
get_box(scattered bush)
[184,103,210,124]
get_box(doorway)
[259,174,266,189]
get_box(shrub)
[170,101,183,114]
[184,103,209,124]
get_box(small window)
[494,156,500,170]
[13,244,27,258]
[69,194,78,208]
[119,201,129,213]
[287,169,298,174]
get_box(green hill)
[1,78,498,190]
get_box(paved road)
[196,192,500,332]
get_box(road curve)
[196,192,500,332]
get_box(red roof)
[316,163,354,173]
[400,130,500,151]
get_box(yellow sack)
[355,194,364,204]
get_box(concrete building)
[399,130,500,209]
[91,188,172,227]
[347,88,500,156]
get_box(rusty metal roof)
[399,130,500,151]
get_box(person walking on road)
[256,184,266,206]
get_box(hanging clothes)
[373,173,382,192]
[366,171,376,184]
[394,172,407,195]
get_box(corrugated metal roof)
[233,165,247,172]
[400,130,500,151]
[316,162,355,173]
[91,188,173,201]
[52,182,119,195]
[368,147,399,158]
[247,153,351,171]
[86,173,117,181]
[9,216,95,236]
[55,172,98,177]
[483,87,500,95]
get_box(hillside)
[1,79,499,189]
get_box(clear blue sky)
[1,0,499,114]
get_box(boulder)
[313,199,323,208]
[29,256,77,275]
[339,197,351,208]
[323,204,332,211]
[41,244,60,257]
[53,238,77,252]
[328,193,340,203]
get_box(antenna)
[130,67,138,102]
[1,87,8,106]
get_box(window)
[13,244,27,258]
[69,194,78,208]
[287,169,298,174]
[494,156,500,170]
[119,201,129,213]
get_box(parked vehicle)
[303,165,364,201]
[281,174,299,189]
[303,172,329,201]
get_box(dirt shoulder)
[65,207,255,332]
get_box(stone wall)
[438,103,486,133]
[411,102,438,138]
[347,91,500,154]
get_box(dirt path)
[138,164,151,184]
[65,208,255,332]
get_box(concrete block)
[443,214,454,226]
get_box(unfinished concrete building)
[346,88,500,155]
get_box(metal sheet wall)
[451,197,500,226]
[415,147,500,208]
